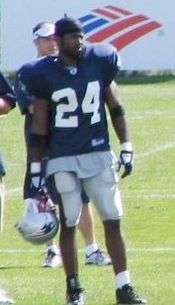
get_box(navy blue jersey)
[16,43,120,157]
[15,58,41,114]
[0,72,16,108]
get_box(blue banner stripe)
[82,19,109,33]
[79,14,96,23]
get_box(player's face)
[59,32,84,59]
[34,36,58,56]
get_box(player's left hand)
[119,142,133,179]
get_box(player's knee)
[60,223,76,234]
[98,190,123,221]
[103,219,121,231]
[63,204,82,227]
[60,191,82,228]
[54,172,82,227]
[65,213,81,227]
[100,208,120,221]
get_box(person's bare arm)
[29,99,49,162]
[105,81,133,178]
[105,81,130,144]
[27,99,50,189]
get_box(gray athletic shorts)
[47,151,117,178]
[47,151,122,226]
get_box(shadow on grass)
[116,73,175,85]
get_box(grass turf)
[0,75,175,305]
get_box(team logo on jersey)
[79,5,162,50]
[66,66,78,75]
[69,67,78,75]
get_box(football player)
[15,21,111,268]
[15,18,147,305]
[0,71,16,304]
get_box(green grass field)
[0,75,175,305]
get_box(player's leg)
[0,153,6,233]
[78,191,95,246]
[43,175,62,268]
[79,190,111,266]
[83,168,126,271]
[83,167,147,304]
[43,240,62,268]
[54,171,85,305]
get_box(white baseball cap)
[33,22,55,39]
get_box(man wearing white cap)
[32,22,58,57]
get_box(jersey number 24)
[52,81,101,128]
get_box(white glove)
[119,142,133,178]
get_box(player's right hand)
[28,173,44,197]
[29,162,43,197]
[27,162,56,212]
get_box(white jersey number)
[52,81,101,128]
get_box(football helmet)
[16,209,59,245]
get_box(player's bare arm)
[29,98,49,162]
[105,80,129,144]
[105,80,133,178]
